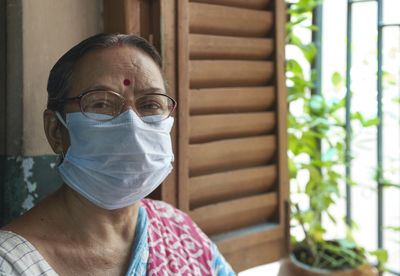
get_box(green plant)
[286,0,386,271]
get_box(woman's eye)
[140,102,161,110]
[92,101,112,109]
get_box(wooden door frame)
[103,0,179,207]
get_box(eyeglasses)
[58,90,177,123]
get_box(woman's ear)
[43,109,66,154]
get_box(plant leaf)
[331,71,344,91]
[336,238,357,249]
[362,117,379,127]
[369,249,388,264]
[322,148,336,162]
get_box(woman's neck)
[2,184,140,247]
[56,184,140,244]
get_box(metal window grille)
[313,1,400,275]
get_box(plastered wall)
[22,0,103,156]
[1,0,104,225]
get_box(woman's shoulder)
[140,198,204,236]
[140,199,214,274]
[0,230,25,275]
[140,198,187,218]
[0,211,38,239]
[140,199,236,275]
[0,230,30,263]
[1,191,65,238]
[140,198,212,251]
[0,230,57,276]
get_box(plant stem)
[294,203,318,263]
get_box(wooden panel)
[159,0,178,206]
[103,0,140,35]
[191,193,278,235]
[213,223,282,252]
[190,165,276,208]
[275,0,290,238]
[177,0,191,212]
[190,60,274,88]
[213,224,284,271]
[189,2,273,37]
[190,86,275,115]
[189,112,276,143]
[103,0,125,33]
[139,0,151,39]
[190,0,272,10]
[224,238,285,272]
[189,136,276,176]
[189,34,274,60]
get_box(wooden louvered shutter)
[103,0,289,272]
[177,0,289,272]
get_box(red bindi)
[123,79,131,86]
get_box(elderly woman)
[0,33,235,276]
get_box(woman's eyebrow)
[135,87,166,95]
[82,84,116,92]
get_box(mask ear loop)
[55,111,67,166]
[55,111,68,129]
[57,151,65,167]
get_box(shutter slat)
[212,223,284,271]
[190,165,276,208]
[189,2,273,37]
[189,136,276,176]
[213,223,282,253]
[189,34,274,60]
[190,0,272,10]
[190,60,274,88]
[190,86,275,115]
[189,112,276,143]
[191,193,278,235]
[222,237,284,272]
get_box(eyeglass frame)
[55,89,177,123]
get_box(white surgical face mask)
[56,110,174,210]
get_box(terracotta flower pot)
[278,256,378,276]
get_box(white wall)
[20,0,103,155]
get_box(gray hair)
[47,33,163,112]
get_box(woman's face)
[66,46,165,113]
[59,46,166,152]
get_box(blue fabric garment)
[125,204,236,276]
[125,205,149,276]
[211,242,236,275]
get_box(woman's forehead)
[70,46,164,94]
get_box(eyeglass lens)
[80,91,174,123]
